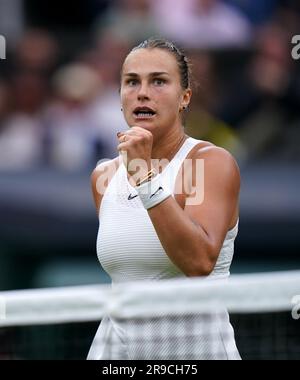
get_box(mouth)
[133,107,157,120]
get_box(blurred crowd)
[0,0,300,171]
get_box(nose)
[137,81,150,101]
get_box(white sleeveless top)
[96,137,239,284]
[88,137,241,360]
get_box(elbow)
[187,246,218,278]
[188,263,214,278]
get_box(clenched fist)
[117,127,153,185]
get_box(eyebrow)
[123,72,170,78]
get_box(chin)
[130,121,157,130]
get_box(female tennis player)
[88,38,241,360]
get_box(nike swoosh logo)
[128,193,139,201]
[150,187,163,199]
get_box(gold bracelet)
[135,168,157,187]
[136,169,156,187]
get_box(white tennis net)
[0,271,299,360]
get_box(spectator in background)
[215,21,300,161]
[0,72,47,170]
[184,51,246,161]
[78,30,130,160]
[0,81,10,123]
[0,29,60,171]
[48,30,129,171]
[47,63,103,171]
[94,0,159,45]
[13,29,59,75]
[152,0,252,49]
[224,0,280,25]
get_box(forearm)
[147,196,214,277]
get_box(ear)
[180,88,192,110]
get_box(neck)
[151,127,187,163]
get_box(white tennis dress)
[87,137,241,360]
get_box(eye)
[153,78,166,86]
[126,79,138,86]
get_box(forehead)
[122,48,179,77]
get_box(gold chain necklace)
[166,134,188,163]
[153,134,188,174]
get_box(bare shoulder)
[194,142,240,180]
[187,141,241,196]
[91,157,121,213]
[185,141,240,229]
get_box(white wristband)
[135,174,172,210]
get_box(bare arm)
[91,168,102,214]
[147,146,241,277]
